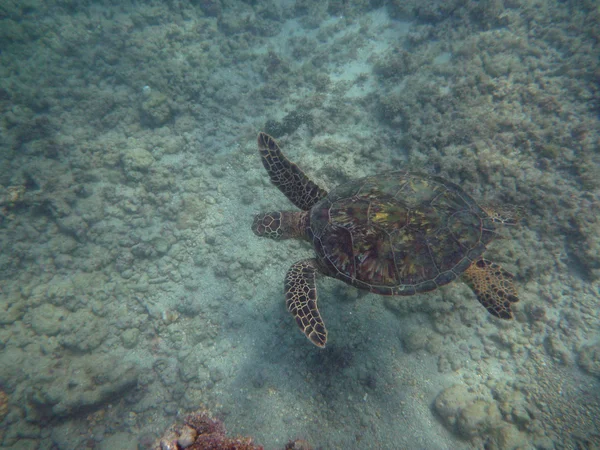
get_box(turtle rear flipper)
[285,259,327,347]
[258,132,327,211]
[483,204,524,226]
[463,259,519,319]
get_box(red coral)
[154,410,314,450]
[154,410,263,450]
[186,411,262,450]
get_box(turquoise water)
[0,1,598,449]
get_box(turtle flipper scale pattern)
[463,259,519,319]
[285,259,327,347]
[258,132,327,211]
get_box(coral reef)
[0,0,598,449]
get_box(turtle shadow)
[230,287,391,404]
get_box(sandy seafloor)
[0,0,599,449]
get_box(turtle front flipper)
[258,132,327,211]
[285,259,327,347]
[463,259,519,319]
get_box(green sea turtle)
[252,132,520,348]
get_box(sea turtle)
[252,132,520,348]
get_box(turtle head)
[252,211,309,240]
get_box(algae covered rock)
[28,354,139,420]
[434,384,520,443]
[140,91,173,127]
[121,147,155,173]
[98,431,139,450]
[0,298,26,325]
[58,309,109,352]
[121,328,140,349]
[578,343,600,377]
[402,329,442,353]
[456,399,503,438]
[27,303,66,336]
[434,384,475,428]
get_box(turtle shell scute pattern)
[309,171,496,295]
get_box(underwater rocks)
[25,304,109,352]
[0,297,26,326]
[121,147,155,173]
[194,0,221,17]
[434,384,474,431]
[27,303,64,336]
[121,146,157,183]
[121,327,141,349]
[61,311,109,352]
[264,110,313,138]
[140,91,174,128]
[433,384,530,446]
[578,343,600,378]
[26,355,139,420]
